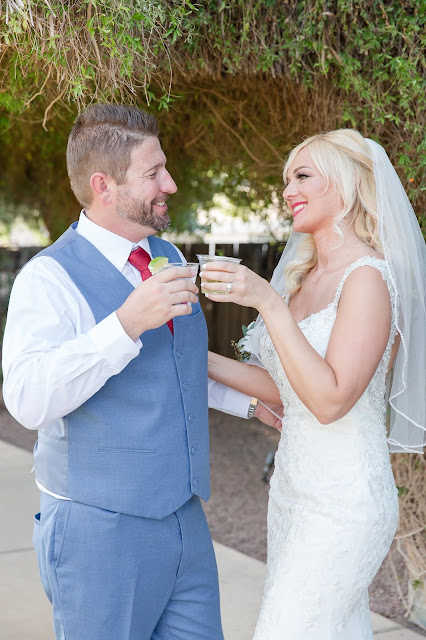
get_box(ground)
[0,404,423,636]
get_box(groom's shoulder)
[150,236,185,261]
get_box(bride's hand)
[255,401,283,432]
[200,261,280,313]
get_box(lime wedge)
[148,256,169,275]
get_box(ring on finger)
[226,282,232,294]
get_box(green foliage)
[397,485,409,497]
[1,1,196,119]
[0,113,78,239]
[0,0,424,238]
[180,0,425,209]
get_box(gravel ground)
[1,405,424,636]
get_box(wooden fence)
[0,243,284,358]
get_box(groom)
[2,104,279,639]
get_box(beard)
[116,188,171,231]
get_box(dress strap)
[333,256,391,306]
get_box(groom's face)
[116,136,177,232]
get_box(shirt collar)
[76,211,153,272]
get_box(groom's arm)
[2,257,141,430]
[208,379,252,418]
[208,380,283,431]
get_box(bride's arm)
[208,351,281,405]
[202,263,391,424]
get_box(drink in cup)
[196,255,242,294]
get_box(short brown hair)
[66,104,159,207]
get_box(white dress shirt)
[2,212,251,497]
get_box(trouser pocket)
[32,512,41,561]
[32,512,41,537]
[32,511,53,603]
[53,500,72,568]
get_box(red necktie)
[128,247,173,335]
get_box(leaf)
[397,486,409,497]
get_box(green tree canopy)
[0,0,424,238]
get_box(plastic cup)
[159,262,199,305]
[159,262,199,283]
[196,255,242,294]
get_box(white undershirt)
[2,211,251,500]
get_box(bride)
[203,130,425,639]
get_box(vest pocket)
[187,309,204,325]
[99,447,156,454]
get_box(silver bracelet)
[248,397,258,419]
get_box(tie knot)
[128,247,151,276]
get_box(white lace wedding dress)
[255,256,399,640]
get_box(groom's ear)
[89,172,115,205]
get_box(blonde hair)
[283,129,382,295]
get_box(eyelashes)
[284,173,310,187]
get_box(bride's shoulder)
[345,246,385,265]
[338,247,387,282]
[338,255,391,309]
[332,244,390,302]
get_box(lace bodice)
[260,256,399,422]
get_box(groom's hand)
[255,402,283,432]
[116,267,198,341]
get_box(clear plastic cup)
[159,262,199,305]
[160,262,199,283]
[196,255,242,294]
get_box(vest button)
[191,446,196,455]
[188,414,194,423]
[192,478,199,487]
[182,383,188,390]
[176,350,182,358]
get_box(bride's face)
[283,148,342,235]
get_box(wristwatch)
[248,397,258,419]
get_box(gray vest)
[31,224,210,518]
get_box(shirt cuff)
[88,312,141,374]
[208,380,252,419]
